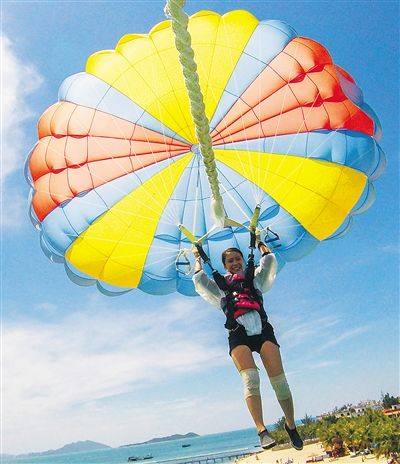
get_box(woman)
[192,238,303,450]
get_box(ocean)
[2,428,265,464]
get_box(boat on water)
[182,444,191,448]
[127,454,153,462]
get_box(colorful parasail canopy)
[26,10,385,296]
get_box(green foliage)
[310,408,400,458]
[301,414,315,426]
[270,427,288,445]
[274,416,286,430]
[382,392,400,409]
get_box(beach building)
[316,400,382,420]
[383,404,400,417]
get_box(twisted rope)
[165,0,225,224]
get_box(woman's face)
[224,251,244,274]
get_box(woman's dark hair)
[221,247,244,265]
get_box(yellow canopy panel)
[86,10,258,143]
[214,149,367,240]
[65,154,192,288]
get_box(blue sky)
[1,0,399,455]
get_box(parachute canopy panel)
[27,10,385,296]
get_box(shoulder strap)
[212,270,230,293]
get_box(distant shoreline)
[2,434,200,459]
[119,432,200,448]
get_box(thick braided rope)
[165,0,225,224]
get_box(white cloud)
[2,299,229,453]
[319,325,370,351]
[0,35,43,228]
[278,314,340,348]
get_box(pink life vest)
[224,271,261,319]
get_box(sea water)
[2,428,265,464]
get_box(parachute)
[26,9,385,296]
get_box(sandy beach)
[237,442,388,464]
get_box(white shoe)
[258,429,276,449]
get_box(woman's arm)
[192,248,223,307]
[253,239,278,293]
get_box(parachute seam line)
[37,158,188,227]
[44,104,62,175]
[220,152,348,235]
[128,140,136,174]
[38,140,190,173]
[93,95,182,225]
[197,156,210,252]
[149,33,196,144]
[260,48,300,202]
[67,83,191,144]
[207,14,254,126]
[304,71,335,131]
[213,65,287,139]
[63,187,112,247]
[111,46,193,145]
[113,50,179,225]
[201,12,219,125]
[49,107,73,207]
[49,131,189,146]
[178,155,195,244]
[174,156,197,287]
[90,206,156,281]
[264,61,329,204]
[87,107,98,143]
[145,36,186,223]
[136,35,181,224]
[217,132,377,177]
[211,18,264,207]
[166,0,225,222]
[108,49,178,136]
[216,164,253,223]
[138,113,180,225]
[77,162,185,239]
[197,164,212,258]
[209,20,292,133]
[231,49,260,204]
[191,155,200,241]
[213,78,258,204]
[62,95,141,215]
[219,161,260,214]
[100,90,188,143]
[115,155,188,224]
[101,156,194,285]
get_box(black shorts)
[228,322,280,355]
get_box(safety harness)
[177,205,280,331]
[219,259,267,331]
[194,226,268,331]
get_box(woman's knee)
[240,368,261,399]
[269,372,292,401]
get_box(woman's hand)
[192,247,202,273]
[256,232,271,255]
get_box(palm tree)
[301,414,315,426]
[381,392,400,409]
[274,416,286,430]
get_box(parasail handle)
[249,204,261,251]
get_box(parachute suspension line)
[164,0,225,226]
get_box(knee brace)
[240,368,260,399]
[269,373,291,401]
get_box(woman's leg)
[259,341,296,429]
[231,345,265,433]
